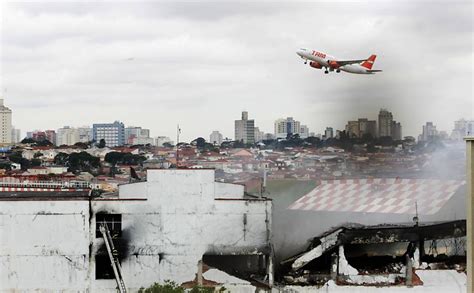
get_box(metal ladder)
[99,224,127,293]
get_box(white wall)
[0,201,90,291]
[1,169,272,292]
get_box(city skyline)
[1,1,473,142]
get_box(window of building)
[96,213,122,238]
[95,254,115,279]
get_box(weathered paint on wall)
[0,169,272,292]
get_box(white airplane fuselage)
[296,48,377,74]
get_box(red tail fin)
[361,55,376,69]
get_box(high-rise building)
[125,126,152,145]
[210,131,223,145]
[345,121,360,138]
[0,99,12,144]
[300,125,309,139]
[274,117,300,138]
[345,118,377,138]
[78,127,92,143]
[92,121,125,147]
[45,130,56,145]
[378,109,393,137]
[451,119,474,140]
[391,121,402,140]
[420,122,438,142]
[324,127,334,140]
[254,127,265,142]
[30,131,44,141]
[235,111,255,144]
[11,127,21,144]
[57,126,80,146]
[155,136,173,147]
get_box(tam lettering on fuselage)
[296,48,382,75]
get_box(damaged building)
[281,221,466,288]
[0,169,273,292]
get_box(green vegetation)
[8,151,31,170]
[138,281,220,293]
[98,139,106,148]
[104,152,147,166]
[53,151,101,174]
[20,138,53,147]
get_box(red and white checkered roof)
[288,178,465,215]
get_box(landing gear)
[304,60,307,64]
[336,69,341,73]
[324,70,329,74]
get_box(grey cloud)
[1,1,472,140]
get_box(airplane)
[296,48,382,74]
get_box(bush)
[138,281,218,293]
[138,280,184,293]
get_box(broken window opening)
[96,213,122,238]
[95,254,117,280]
[203,254,268,280]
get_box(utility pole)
[176,125,181,168]
[466,136,474,293]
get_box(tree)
[163,142,174,148]
[304,136,321,147]
[8,151,23,164]
[98,139,106,148]
[194,137,206,149]
[54,152,70,166]
[68,152,101,173]
[105,151,147,167]
[35,140,53,147]
[20,138,36,144]
[31,159,42,167]
[74,142,89,149]
[0,161,12,171]
[104,152,124,166]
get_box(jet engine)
[328,60,340,69]
[309,61,322,69]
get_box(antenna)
[413,200,419,226]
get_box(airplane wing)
[333,59,367,66]
[367,70,382,73]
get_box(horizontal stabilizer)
[367,69,382,73]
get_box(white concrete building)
[57,126,80,146]
[254,127,265,142]
[209,131,223,145]
[274,117,300,139]
[78,126,92,143]
[0,169,273,292]
[451,119,474,140]
[299,125,309,139]
[125,127,151,145]
[11,126,21,143]
[0,99,12,144]
[235,111,255,144]
[155,136,173,147]
[274,117,309,139]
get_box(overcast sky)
[1,1,472,141]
